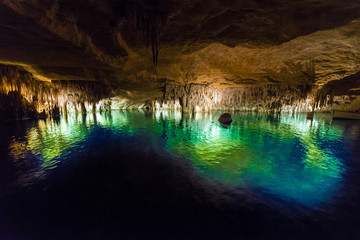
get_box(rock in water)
[218,113,232,125]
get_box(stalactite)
[123,2,166,67]
[140,10,161,67]
[0,65,113,120]
[159,83,319,113]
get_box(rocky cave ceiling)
[1,0,360,96]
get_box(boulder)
[218,113,232,125]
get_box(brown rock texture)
[0,0,360,112]
[158,83,316,113]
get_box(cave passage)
[1,0,360,239]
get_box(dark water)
[0,111,360,240]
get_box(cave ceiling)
[1,0,360,93]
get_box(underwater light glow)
[8,111,351,207]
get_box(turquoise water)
[4,111,357,208]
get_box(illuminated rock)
[1,0,360,91]
[160,84,316,113]
[0,65,113,118]
[1,1,360,115]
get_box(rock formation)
[156,83,316,113]
[218,113,232,125]
[0,65,112,120]
[0,0,360,117]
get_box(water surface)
[0,111,359,240]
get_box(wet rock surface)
[0,0,360,91]
[218,113,232,125]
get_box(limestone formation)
[157,83,316,113]
[0,1,360,88]
[0,65,112,119]
[1,1,360,116]
[218,113,232,125]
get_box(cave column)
[80,102,86,115]
[63,102,68,116]
[92,102,96,113]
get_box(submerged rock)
[218,113,232,125]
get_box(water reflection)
[5,110,356,207]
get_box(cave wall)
[2,1,360,89]
[0,65,112,120]
[154,82,360,113]
[315,71,360,112]
[154,83,318,113]
[1,64,359,120]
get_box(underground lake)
[0,111,359,240]
[2,0,360,239]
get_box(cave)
[1,1,360,239]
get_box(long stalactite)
[121,2,167,67]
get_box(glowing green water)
[8,111,357,207]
